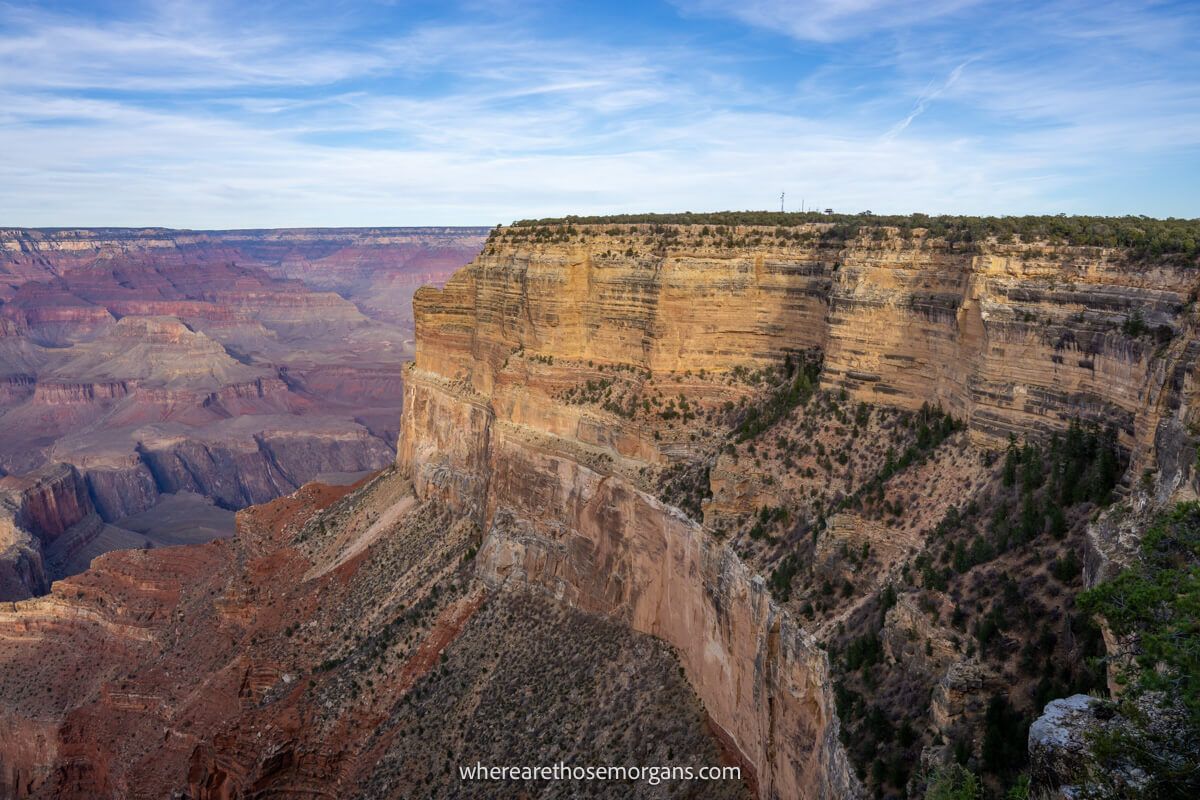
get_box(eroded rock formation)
[1,219,1198,799]
[397,221,1200,797]
[0,467,748,799]
[0,227,487,596]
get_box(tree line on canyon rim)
[508,211,1200,261]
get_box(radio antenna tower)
[780,191,785,213]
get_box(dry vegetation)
[616,348,1130,798]
[360,589,750,800]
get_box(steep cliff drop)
[0,218,1198,799]
[398,369,859,795]
[397,219,1199,797]
[0,467,752,799]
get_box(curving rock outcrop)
[0,464,749,799]
[474,423,857,798]
[0,463,92,543]
[398,222,1200,798]
[0,519,47,600]
[0,463,100,599]
[1026,693,1196,798]
[399,225,884,798]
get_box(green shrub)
[1078,501,1200,797]
[1050,549,1081,583]
[924,763,981,800]
[981,693,1029,775]
[733,351,821,441]
[768,553,801,602]
[1080,501,1200,715]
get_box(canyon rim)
[1,214,1198,798]
[4,1,1199,797]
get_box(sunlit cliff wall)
[397,222,1197,798]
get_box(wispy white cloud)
[0,7,400,91]
[0,0,1196,226]
[883,59,972,140]
[673,0,981,42]
[0,82,1078,226]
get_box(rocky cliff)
[0,467,751,799]
[429,224,1192,448]
[398,220,1200,798]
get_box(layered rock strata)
[398,222,1200,798]
[0,227,486,592]
[458,226,1196,455]
[1,221,1197,799]
[402,369,857,798]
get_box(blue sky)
[1,0,1197,227]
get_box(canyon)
[0,227,488,599]
[0,217,1197,798]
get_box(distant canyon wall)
[0,226,489,280]
[0,419,392,600]
[0,226,491,326]
[0,227,488,598]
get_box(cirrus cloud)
[0,0,1196,227]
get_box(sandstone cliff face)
[0,463,92,543]
[417,226,1196,468]
[0,517,47,599]
[0,221,1193,797]
[398,223,1200,798]
[413,231,829,388]
[0,464,102,599]
[401,372,857,798]
[0,465,100,599]
[482,425,855,799]
[825,243,1192,463]
[401,226,882,798]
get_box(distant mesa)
[0,226,488,598]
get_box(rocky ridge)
[0,466,749,799]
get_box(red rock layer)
[0,228,487,595]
